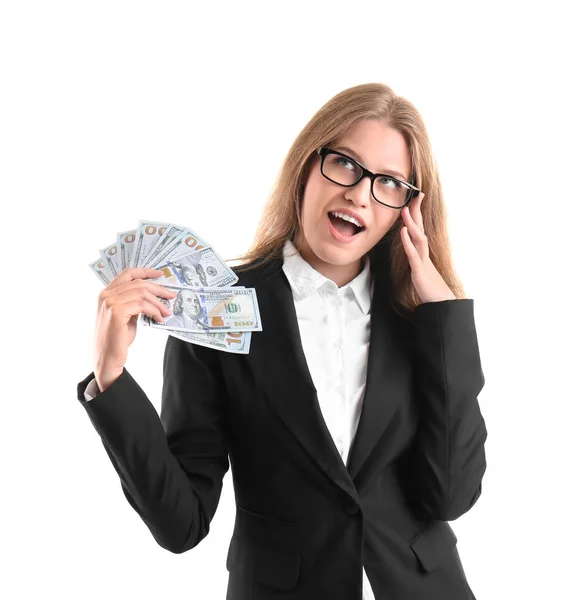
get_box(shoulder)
[231,255,284,290]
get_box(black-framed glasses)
[315,146,421,209]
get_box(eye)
[377,176,404,189]
[334,156,356,171]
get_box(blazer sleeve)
[400,298,487,522]
[75,334,231,553]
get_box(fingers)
[402,193,425,238]
[106,268,165,292]
[98,287,177,327]
[113,300,167,324]
[416,193,425,233]
[401,192,428,262]
[99,273,176,308]
[401,226,421,265]
[110,288,174,324]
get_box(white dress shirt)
[83,238,377,599]
[281,239,376,600]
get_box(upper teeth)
[330,211,364,228]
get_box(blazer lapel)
[237,255,410,501]
[345,270,412,486]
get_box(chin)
[314,242,365,266]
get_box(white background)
[1,1,580,598]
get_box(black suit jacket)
[77,252,487,599]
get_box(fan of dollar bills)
[88,220,262,354]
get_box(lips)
[328,213,364,242]
[327,213,362,234]
[327,208,367,229]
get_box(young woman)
[78,83,487,600]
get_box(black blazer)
[77,251,487,600]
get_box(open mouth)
[328,212,366,237]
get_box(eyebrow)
[333,145,408,180]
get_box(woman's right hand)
[93,267,177,392]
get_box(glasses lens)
[373,175,410,208]
[322,152,410,208]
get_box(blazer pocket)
[226,535,301,591]
[409,521,458,573]
[234,504,299,553]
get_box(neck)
[292,235,363,288]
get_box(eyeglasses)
[314,146,421,209]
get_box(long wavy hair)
[226,82,467,320]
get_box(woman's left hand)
[400,192,457,304]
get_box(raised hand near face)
[400,192,457,304]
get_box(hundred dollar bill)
[148,246,239,288]
[89,257,113,285]
[117,229,137,271]
[168,329,252,354]
[138,285,262,333]
[149,227,210,268]
[142,223,186,268]
[99,241,121,277]
[131,220,172,268]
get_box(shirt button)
[332,297,340,307]
[334,340,342,350]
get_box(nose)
[345,175,372,208]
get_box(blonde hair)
[227,82,467,319]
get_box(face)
[183,266,200,286]
[180,290,202,318]
[294,119,411,286]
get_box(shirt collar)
[281,239,373,314]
